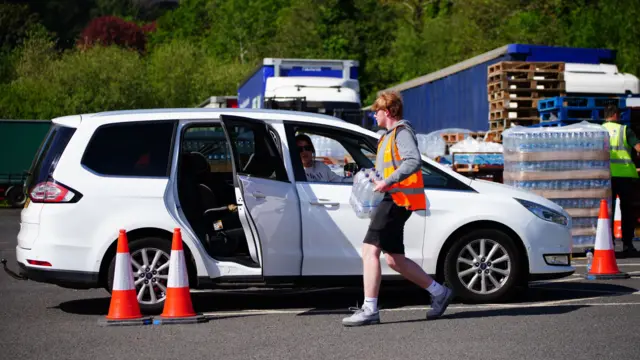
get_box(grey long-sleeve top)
[375,120,422,186]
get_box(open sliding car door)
[219,115,302,278]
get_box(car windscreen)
[25,124,76,192]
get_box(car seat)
[181,152,243,256]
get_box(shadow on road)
[373,305,588,325]
[52,280,639,317]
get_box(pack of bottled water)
[416,132,446,159]
[502,121,611,248]
[349,168,385,219]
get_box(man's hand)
[373,179,389,192]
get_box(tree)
[77,15,155,53]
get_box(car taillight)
[30,182,76,203]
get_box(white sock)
[426,281,445,297]
[364,297,378,312]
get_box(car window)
[182,125,233,173]
[81,121,176,177]
[285,124,376,183]
[305,134,351,178]
[26,124,76,191]
[225,122,289,182]
[421,161,449,188]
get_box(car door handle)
[309,199,339,206]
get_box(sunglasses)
[298,145,313,153]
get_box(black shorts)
[363,195,412,254]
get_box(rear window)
[26,124,76,191]
[81,121,176,177]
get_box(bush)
[1,32,150,119]
[77,15,154,53]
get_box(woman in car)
[296,134,353,183]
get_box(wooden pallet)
[488,61,565,75]
[488,71,564,83]
[439,131,487,145]
[489,89,567,102]
[489,107,539,121]
[489,118,540,131]
[488,79,566,94]
[490,98,539,111]
[484,130,503,143]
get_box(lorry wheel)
[6,186,26,208]
[443,229,521,304]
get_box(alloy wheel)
[130,247,171,305]
[455,238,511,295]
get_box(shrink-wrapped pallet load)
[502,121,611,248]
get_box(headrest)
[181,152,209,174]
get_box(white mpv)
[12,108,575,313]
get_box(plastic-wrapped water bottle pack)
[349,168,385,219]
[502,121,611,248]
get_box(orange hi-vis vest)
[376,126,426,211]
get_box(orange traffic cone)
[99,230,152,326]
[586,199,630,280]
[153,228,207,324]
[613,195,622,240]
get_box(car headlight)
[515,198,569,227]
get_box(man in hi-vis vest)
[602,104,640,257]
[342,91,454,327]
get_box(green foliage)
[2,0,640,119]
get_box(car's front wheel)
[444,229,521,303]
[107,237,172,314]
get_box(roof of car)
[88,107,342,122]
[52,107,377,138]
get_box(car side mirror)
[343,163,359,177]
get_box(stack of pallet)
[537,96,629,124]
[487,61,567,137]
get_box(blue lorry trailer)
[378,44,638,134]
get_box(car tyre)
[107,237,173,315]
[444,228,521,304]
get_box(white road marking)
[202,296,640,318]
[531,277,584,284]
[573,263,640,267]
[532,286,639,295]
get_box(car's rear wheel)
[107,237,172,314]
[444,229,521,303]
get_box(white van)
[10,108,574,313]
[564,63,639,95]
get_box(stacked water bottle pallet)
[488,61,567,133]
[501,122,612,249]
[537,96,630,123]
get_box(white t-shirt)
[304,161,353,183]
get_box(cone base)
[98,317,152,326]
[106,289,145,320]
[152,314,208,325]
[160,287,196,318]
[585,272,631,280]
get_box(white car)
[10,108,574,313]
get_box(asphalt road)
[2,208,640,360]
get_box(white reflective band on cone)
[113,253,135,291]
[595,218,614,251]
[167,250,189,288]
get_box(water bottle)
[586,250,593,273]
